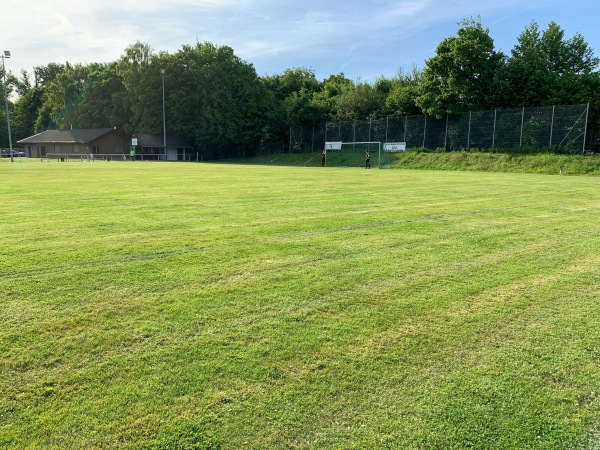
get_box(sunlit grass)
[1,159,599,449]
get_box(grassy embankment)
[242,149,600,176]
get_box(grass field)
[1,159,599,449]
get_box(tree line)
[1,18,598,158]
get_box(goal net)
[324,141,387,168]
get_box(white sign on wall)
[325,141,342,150]
[384,142,406,152]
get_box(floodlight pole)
[161,68,166,161]
[2,50,13,162]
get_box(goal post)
[324,141,383,168]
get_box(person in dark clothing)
[321,150,326,167]
[365,151,370,169]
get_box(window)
[74,144,79,153]
[54,144,60,152]
[92,146,100,154]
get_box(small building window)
[54,144,60,152]
[74,144,79,153]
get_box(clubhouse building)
[17,129,194,161]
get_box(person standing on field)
[130,149,135,161]
[321,150,326,167]
[365,151,370,169]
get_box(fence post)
[404,115,408,143]
[467,111,472,150]
[550,105,555,146]
[583,102,590,154]
[385,117,389,144]
[423,115,427,148]
[368,118,372,142]
[492,109,497,148]
[444,114,448,150]
[312,124,315,152]
[520,107,525,147]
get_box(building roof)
[134,134,192,149]
[17,128,117,144]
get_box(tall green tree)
[72,63,128,130]
[16,70,31,97]
[335,81,386,121]
[27,62,129,133]
[33,63,66,87]
[41,63,105,129]
[496,21,600,108]
[12,86,44,139]
[262,68,324,135]
[416,18,503,118]
[164,42,272,158]
[284,89,330,126]
[116,41,155,135]
[384,66,423,116]
[261,68,320,101]
[310,73,354,122]
[12,63,67,136]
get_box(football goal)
[324,141,385,168]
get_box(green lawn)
[1,159,599,449]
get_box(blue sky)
[2,0,599,83]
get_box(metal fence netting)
[287,104,589,154]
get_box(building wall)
[24,144,40,158]
[24,132,129,158]
[167,148,178,161]
[90,133,128,155]
[22,133,194,159]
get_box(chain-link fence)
[286,104,589,155]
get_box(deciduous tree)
[416,18,503,118]
[166,42,272,158]
[496,21,600,108]
[384,66,423,116]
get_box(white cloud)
[1,0,597,82]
